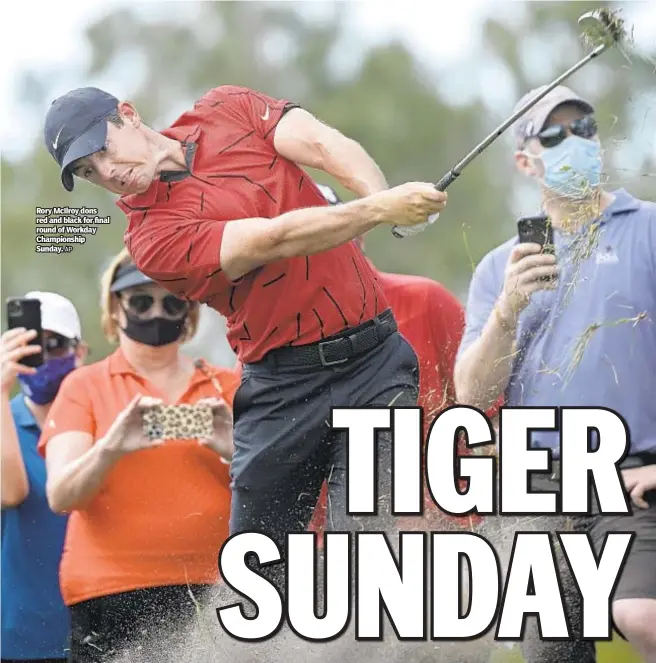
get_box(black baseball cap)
[110,262,154,293]
[44,87,119,191]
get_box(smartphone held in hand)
[517,213,555,255]
[6,298,44,367]
[141,403,214,441]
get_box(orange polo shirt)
[38,349,239,607]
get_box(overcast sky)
[2,0,655,160]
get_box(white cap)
[24,291,82,340]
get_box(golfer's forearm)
[455,311,517,411]
[47,439,120,513]
[222,198,385,279]
[1,395,29,507]
[274,198,385,255]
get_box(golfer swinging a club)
[43,85,446,581]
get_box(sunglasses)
[123,293,189,318]
[44,333,78,357]
[533,115,598,149]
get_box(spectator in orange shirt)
[309,184,480,536]
[38,249,238,663]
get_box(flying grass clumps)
[562,312,648,387]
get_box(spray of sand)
[102,517,539,663]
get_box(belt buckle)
[318,338,349,367]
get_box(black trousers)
[67,584,210,663]
[229,328,420,551]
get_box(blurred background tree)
[2,1,654,367]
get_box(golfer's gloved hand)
[393,212,440,237]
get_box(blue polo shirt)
[459,189,656,456]
[1,394,70,660]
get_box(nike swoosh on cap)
[52,126,65,151]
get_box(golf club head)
[578,9,626,46]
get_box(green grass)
[489,635,644,662]
[598,638,644,663]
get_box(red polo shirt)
[118,86,387,363]
[309,266,483,536]
[375,269,465,429]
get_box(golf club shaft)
[444,42,608,181]
[392,41,608,237]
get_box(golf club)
[391,8,627,238]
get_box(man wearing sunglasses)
[2,291,87,663]
[455,85,656,663]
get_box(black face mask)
[120,309,188,347]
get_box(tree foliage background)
[2,1,654,367]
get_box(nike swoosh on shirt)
[261,105,270,121]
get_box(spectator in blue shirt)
[456,85,656,663]
[1,292,87,663]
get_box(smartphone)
[517,213,555,255]
[6,298,44,368]
[142,403,214,441]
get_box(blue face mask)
[538,135,602,199]
[17,354,77,405]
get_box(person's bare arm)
[129,183,447,303]
[454,308,518,411]
[1,395,29,508]
[45,432,121,514]
[1,328,43,508]
[220,183,446,281]
[273,108,388,198]
[455,244,558,410]
[45,394,159,513]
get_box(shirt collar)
[108,347,136,375]
[601,188,642,219]
[116,124,201,212]
[108,347,216,390]
[542,188,642,244]
[569,189,642,237]
[12,394,39,431]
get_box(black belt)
[255,308,397,369]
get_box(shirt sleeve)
[204,85,301,145]
[457,251,503,360]
[126,206,233,304]
[647,202,656,276]
[37,370,96,457]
